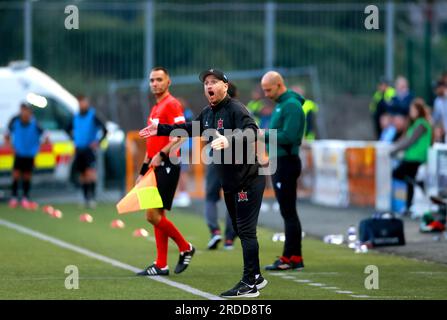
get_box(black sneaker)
[220,280,260,298]
[207,234,222,250]
[255,274,268,290]
[175,244,195,274]
[264,257,292,271]
[136,264,169,276]
[265,257,304,271]
[291,260,305,270]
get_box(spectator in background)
[203,82,237,250]
[379,113,397,143]
[440,71,447,85]
[67,95,108,209]
[369,77,396,139]
[391,98,433,215]
[388,76,414,139]
[246,85,264,126]
[432,80,447,143]
[291,84,319,141]
[259,101,274,129]
[6,103,48,209]
[389,76,414,116]
[391,112,409,141]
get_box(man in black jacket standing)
[139,69,268,298]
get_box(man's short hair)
[20,102,32,110]
[151,67,169,76]
[77,94,88,102]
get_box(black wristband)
[139,162,149,176]
[159,151,168,160]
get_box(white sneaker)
[207,234,222,250]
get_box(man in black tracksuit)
[139,69,267,298]
[261,71,306,271]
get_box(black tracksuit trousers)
[224,175,266,284]
[392,160,422,211]
[272,155,303,258]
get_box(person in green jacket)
[260,71,306,271]
[391,98,433,215]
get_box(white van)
[0,61,124,187]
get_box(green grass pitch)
[1,203,446,300]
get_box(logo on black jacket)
[237,191,248,202]
[217,118,224,130]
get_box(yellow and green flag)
[116,168,163,214]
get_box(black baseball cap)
[199,69,228,83]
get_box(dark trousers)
[272,155,303,258]
[393,160,422,210]
[224,175,265,284]
[205,163,236,241]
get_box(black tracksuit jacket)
[157,95,260,193]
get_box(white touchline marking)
[3,276,145,281]
[296,272,339,275]
[266,271,377,300]
[410,272,447,275]
[267,270,376,300]
[0,218,224,301]
[369,295,419,299]
[308,283,325,287]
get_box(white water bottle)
[347,225,357,249]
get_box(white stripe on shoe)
[256,279,268,290]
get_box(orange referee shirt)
[146,93,185,158]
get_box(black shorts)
[74,148,96,173]
[13,156,35,173]
[154,159,181,211]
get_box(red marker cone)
[133,228,149,238]
[79,213,93,223]
[51,209,63,219]
[111,219,125,229]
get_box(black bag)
[359,213,405,247]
